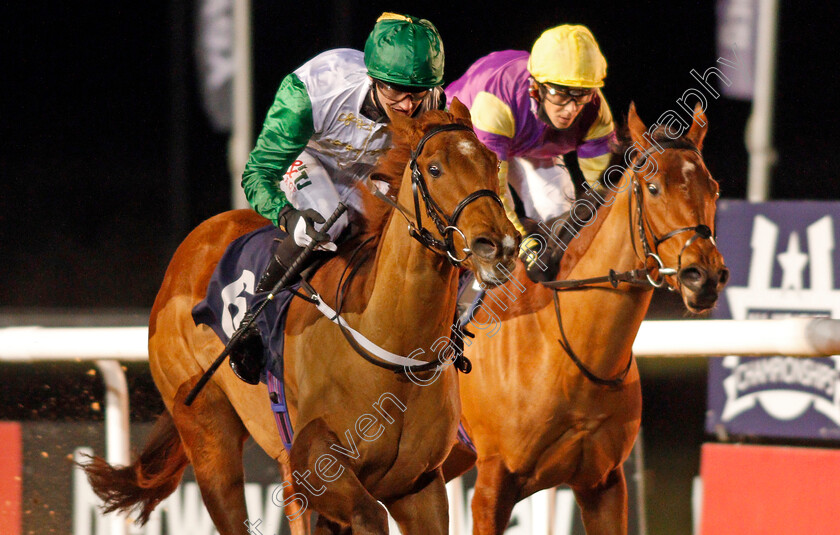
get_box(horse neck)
[551,174,654,372]
[570,176,644,278]
[360,181,459,356]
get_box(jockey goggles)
[539,83,595,106]
[374,80,431,103]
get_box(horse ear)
[627,102,649,147]
[685,103,708,150]
[386,105,413,136]
[449,97,473,125]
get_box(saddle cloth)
[192,224,476,452]
[192,223,298,450]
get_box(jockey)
[229,12,446,384]
[445,24,615,275]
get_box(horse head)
[379,98,520,286]
[623,102,729,312]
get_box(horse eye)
[427,164,441,178]
[647,183,659,196]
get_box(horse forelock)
[613,123,699,157]
[613,123,711,193]
[647,126,717,198]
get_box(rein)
[296,241,449,374]
[302,122,501,374]
[332,241,458,374]
[552,291,632,388]
[542,138,717,387]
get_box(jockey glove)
[277,206,337,252]
[519,234,559,283]
[519,235,546,271]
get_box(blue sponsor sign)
[706,201,840,440]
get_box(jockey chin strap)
[541,138,717,388]
[372,123,503,266]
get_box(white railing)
[2,318,839,535]
[4,319,839,362]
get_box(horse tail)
[81,410,188,524]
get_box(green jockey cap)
[364,12,445,89]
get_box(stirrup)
[228,313,266,385]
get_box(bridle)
[373,123,503,265]
[326,122,504,374]
[629,139,717,289]
[542,138,717,291]
[544,138,719,388]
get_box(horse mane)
[498,118,707,320]
[300,108,475,321]
[495,126,629,322]
[354,109,473,246]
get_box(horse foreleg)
[171,379,251,535]
[384,467,449,534]
[572,466,628,535]
[471,456,520,535]
[290,417,388,534]
[278,461,312,535]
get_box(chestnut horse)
[84,100,518,534]
[444,104,728,534]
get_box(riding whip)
[184,203,348,406]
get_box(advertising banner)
[700,443,840,534]
[706,201,840,440]
[13,420,643,534]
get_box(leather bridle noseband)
[375,123,503,265]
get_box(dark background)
[2,1,837,533]
[2,1,837,309]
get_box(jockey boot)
[229,235,333,385]
[228,311,265,385]
[255,235,307,293]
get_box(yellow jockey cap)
[527,25,607,88]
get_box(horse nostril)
[718,266,730,286]
[679,266,706,290]
[471,236,498,260]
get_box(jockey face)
[536,83,595,130]
[373,79,430,116]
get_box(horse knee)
[350,507,389,535]
[289,419,343,474]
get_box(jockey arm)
[466,91,528,236]
[497,160,527,236]
[241,73,315,227]
[576,89,617,192]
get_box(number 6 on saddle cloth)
[185,204,348,406]
[187,201,472,449]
